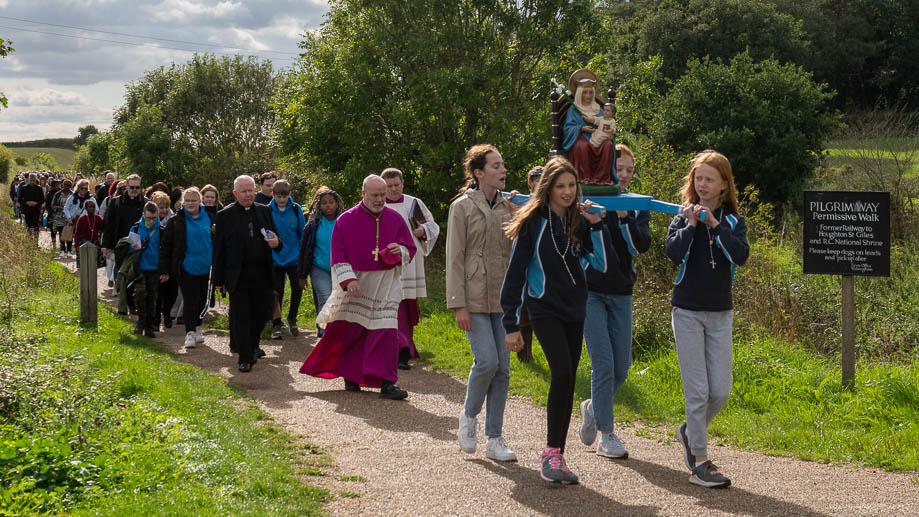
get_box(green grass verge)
[1,262,328,515]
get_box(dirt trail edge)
[55,250,918,517]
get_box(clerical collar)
[385,195,404,204]
[359,202,382,218]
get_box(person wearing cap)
[512,165,545,363]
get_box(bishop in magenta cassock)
[299,175,417,400]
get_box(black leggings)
[180,273,210,333]
[531,317,584,453]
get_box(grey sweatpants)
[672,307,733,458]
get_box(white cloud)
[0,0,329,138]
[147,0,246,22]
[8,86,88,107]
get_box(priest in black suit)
[213,175,282,372]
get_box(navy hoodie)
[501,205,609,333]
[585,209,651,295]
[665,207,749,311]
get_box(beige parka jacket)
[445,188,513,314]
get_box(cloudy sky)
[0,0,328,142]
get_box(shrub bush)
[649,52,840,210]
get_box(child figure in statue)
[589,103,617,150]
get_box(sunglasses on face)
[128,186,141,190]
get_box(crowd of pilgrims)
[8,144,748,489]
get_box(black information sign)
[803,191,890,277]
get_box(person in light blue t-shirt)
[159,187,214,349]
[269,180,306,339]
[297,186,343,338]
[129,201,162,338]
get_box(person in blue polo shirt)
[269,180,306,339]
[129,201,162,338]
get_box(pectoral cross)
[372,247,379,262]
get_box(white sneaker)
[458,411,477,453]
[579,399,597,445]
[184,331,196,348]
[597,433,628,459]
[194,327,205,344]
[485,436,517,462]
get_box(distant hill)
[2,138,76,149]
[12,147,77,170]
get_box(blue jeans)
[311,265,333,314]
[463,313,510,438]
[583,291,633,433]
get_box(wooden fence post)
[79,242,97,324]
[841,275,855,390]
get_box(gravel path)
[50,241,919,516]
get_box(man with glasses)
[103,174,148,313]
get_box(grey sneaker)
[596,433,628,459]
[458,411,477,453]
[579,399,597,445]
[689,460,731,488]
[183,331,196,349]
[286,317,299,337]
[540,448,578,484]
[484,437,517,462]
[676,423,696,470]
[271,324,283,340]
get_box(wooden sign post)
[803,191,890,389]
[79,242,98,324]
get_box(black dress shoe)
[398,360,411,370]
[379,382,408,400]
[344,380,361,392]
[144,327,156,338]
[256,348,266,358]
[238,362,252,372]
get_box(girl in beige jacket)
[446,144,516,462]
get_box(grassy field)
[0,204,330,515]
[824,136,919,177]
[11,147,77,170]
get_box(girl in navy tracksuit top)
[501,156,608,485]
[666,150,749,489]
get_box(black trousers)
[180,273,209,333]
[272,264,302,324]
[532,317,584,453]
[229,285,272,364]
[157,276,179,325]
[134,270,160,329]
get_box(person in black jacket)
[666,150,749,489]
[102,173,147,314]
[18,173,45,242]
[578,144,651,460]
[297,186,344,337]
[213,175,281,372]
[159,187,217,349]
[501,156,607,485]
